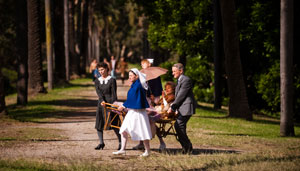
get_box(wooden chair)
[155,112,178,140]
[103,103,126,130]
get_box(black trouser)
[175,114,192,151]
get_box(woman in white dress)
[112,68,152,157]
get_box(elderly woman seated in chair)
[145,81,176,151]
[148,81,176,119]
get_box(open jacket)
[171,74,196,116]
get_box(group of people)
[92,58,196,157]
[89,55,128,84]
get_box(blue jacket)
[123,79,149,109]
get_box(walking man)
[167,63,196,154]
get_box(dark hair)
[165,81,176,90]
[97,62,109,71]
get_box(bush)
[185,55,214,103]
[159,61,176,82]
[255,62,280,115]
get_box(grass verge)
[5,78,95,122]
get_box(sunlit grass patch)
[191,106,300,139]
[0,126,67,147]
[5,78,96,122]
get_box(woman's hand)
[101,101,106,107]
[162,90,166,98]
[118,106,125,111]
[167,107,173,114]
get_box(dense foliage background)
[137,0,299,120]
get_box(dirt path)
[0,80,184,163]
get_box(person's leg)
[174,115,192,153]
[120,132,128,151]
[121,73,125,84]
[141,140,150,156]
[95,129,105,150]
[113,128,121,149]
[132,141,144,150]
[156,125,166,150]
[97,130,104,144]
[113,132,127,154]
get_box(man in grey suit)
[167,63,196,154]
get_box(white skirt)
[119,108,152,141]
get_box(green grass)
[6,78,95,122]
[0,127,67,148]
[0,159,114,171]
[128,62,141,70]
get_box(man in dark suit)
[168,63,196,154]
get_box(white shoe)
[140,151,150,157]
[159,143,166,151]
[112,150,126,155]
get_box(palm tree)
[64,0,70,81]
[69,0,80,79]
[27,0,46,94]
[53,0,66,83]
[80,0,89,75]
[16,0,28,105]
[213,0,223,109]
[219,0,252,120]
[280,0,295,136]
[45,0,53,90]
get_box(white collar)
[98,76,111,84]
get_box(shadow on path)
[152,148,241,155]
[26,99,98,108]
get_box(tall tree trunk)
[53,0,66,83]
[94,25,100,62]
[142,29,149,59]
[75,0,82,57]
[213,0,223,109]
[69,0,80,79]
[87,0,95,66]
[88,36,92,63]
[105,17,112,57]
[0,64,6,116]
[219,0,252,120]
[120,44,126,58]
[80,0,89,75]
[64,0,70,81]
[45,0,53,90]
[115,41,120,61]
[27,0,46,94]
[16,0,28,105]
[280,0,295,136]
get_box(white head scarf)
[130,68,148,90]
